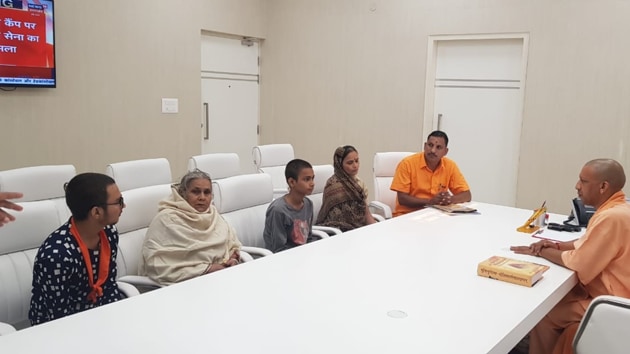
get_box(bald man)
[0,191,23,227]
[511,159,630,354]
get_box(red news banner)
[0,6,53,78]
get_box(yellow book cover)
[477,256,550,287]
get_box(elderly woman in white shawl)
[141,170,241,285]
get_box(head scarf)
[316,146,367,231]
[140,186,241,285]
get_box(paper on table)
[532,228,582,243]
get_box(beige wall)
[0,0,265,182]
[260,0,630,213]
[2,0,629,214]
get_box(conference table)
[0,202,578,354]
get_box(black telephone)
[566,198,595,227]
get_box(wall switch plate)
[161,98,178,114]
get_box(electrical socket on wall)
[161,98,178,114]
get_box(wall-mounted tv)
[0,0,55,88]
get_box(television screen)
[0,0,55,88]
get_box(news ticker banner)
[0,1,55,84]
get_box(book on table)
[431,204,477,213]
[477,256,550,287]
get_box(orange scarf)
[69,218,111,303]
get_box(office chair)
[370,152,413,219]
[252,144,294,199]
[188,153,241,180]
[573,295,630,354]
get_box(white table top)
[0,202,578,354]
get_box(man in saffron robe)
[511,158,630,354]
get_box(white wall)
[3,0,630,213]
[0,0,266,182]
[260,0,630,213]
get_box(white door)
[423,35,528,206]
[201,34,259,173]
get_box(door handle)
[437,113,443,131]
[203,102,209,140]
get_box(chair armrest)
[369,201,392,219]
[372,213,386,222]
[0,322,16,336]
[241,246,273,258]
[239,250,254,263]
[311,229,330,240]
[118,275,163,290]
[116,281,141,298]
[313,225,342,236]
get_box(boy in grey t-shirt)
[263,159,315,253]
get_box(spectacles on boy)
[104,196,124,208]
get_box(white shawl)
[140,187,241,285]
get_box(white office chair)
[105,158,174,290]
[213,173,276,256]
[0,164,76,220]
[573,295,630,354]
[252,144,294,199]
[307,164,342,235]
[369,152,413,219]
[105,158,172,191]
[115,184,171,291]
[0,165,138,331]
[188,153,241,180]
[308,164,334,221]
[213,173,329,256]
[0,165,75,331]
[0,200,62,330]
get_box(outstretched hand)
[0,192,23,227]
[510,245,538,256]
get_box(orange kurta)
[390,153,469,216]
[529,191,630,354]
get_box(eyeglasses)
[104,197,124,208]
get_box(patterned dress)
[29,220,122,325]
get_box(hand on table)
[511,239,557,256]
[431,191,452,206]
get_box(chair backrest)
[252,144,294,197]
[105,158,172,191]
[212,174,273,249]
[188,153,240,180]
[0,165,75,202]
[115,184,172,278]
[0,164,76,220]
[373,152,414,211]
[573,295,630,354]
[0,200,65,330]
[307,164,334,221]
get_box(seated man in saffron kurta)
[511,158,630,354]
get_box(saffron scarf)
[69,218,111,304]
